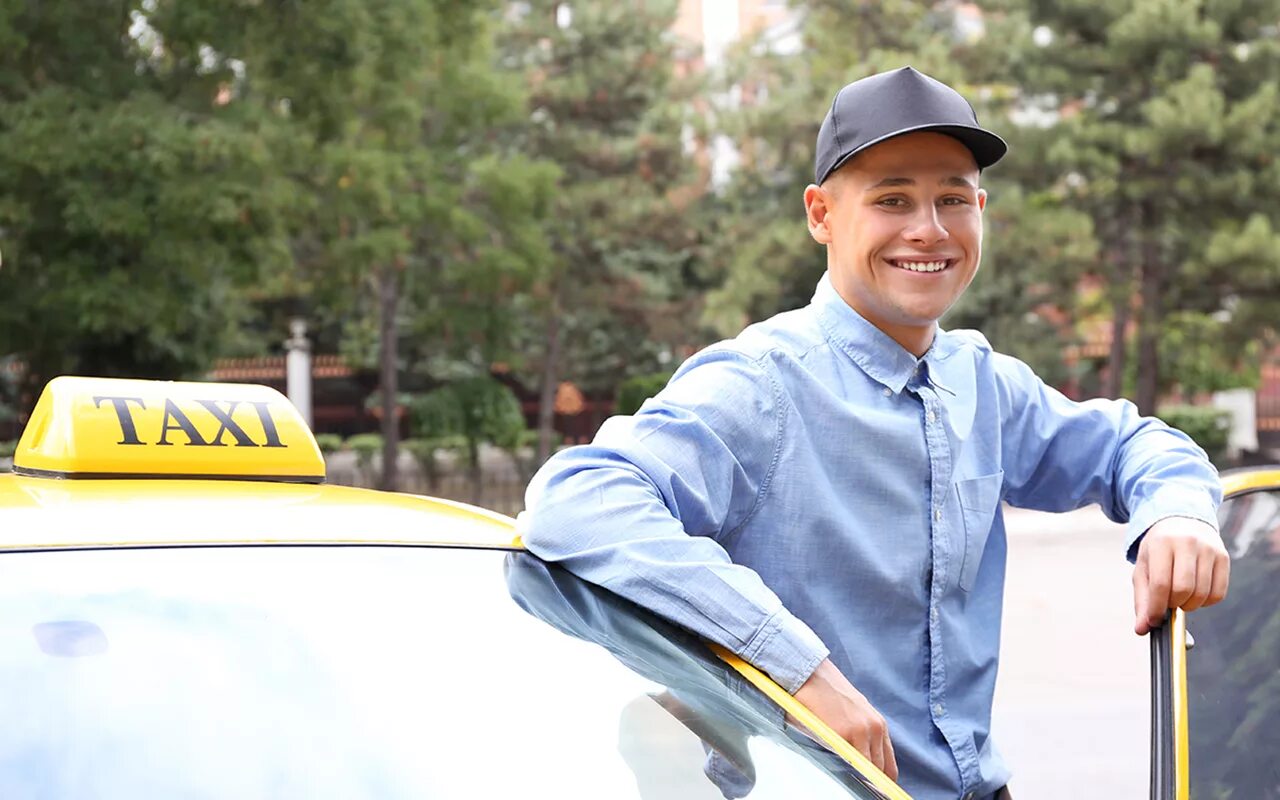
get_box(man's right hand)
[792,658,899,781]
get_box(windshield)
[1186,485,1280,799]
[0,546,870,799]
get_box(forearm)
[521,448,828,692]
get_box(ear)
[977,188,987,211]
[804,184,834,245]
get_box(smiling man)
[520,67,1228,800]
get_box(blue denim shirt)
[520,274,1221,799]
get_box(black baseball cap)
[814,66,1007,185]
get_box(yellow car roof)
[1,376,520,551]
[0,474,520,551]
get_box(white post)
[1212,388,1258,459]
[285,318,313,428]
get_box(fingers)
[1208,550,1230,607]
[1182,549,1215,612]
[865,723,885,776]
[1143,540,1174,633]
[1169,541,1200,608]
[844,712,893,779]
[882,728,899,782]
[1133,557,1150,635]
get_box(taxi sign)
[13,376,325,482]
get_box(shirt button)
[931,607,939,623]
[934,508,942,522]
[934,703,944,716]
[926,409,937,423]
[883,387,892,397]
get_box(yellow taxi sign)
[14,376,325,482]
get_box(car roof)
[1,375,521,552]
[0,474,521,552]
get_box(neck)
[880,322,935,358]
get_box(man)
[519,67,1229,800]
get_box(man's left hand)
[1132,517,1230,636]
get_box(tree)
[498,0,707,463]
[410,376,525,503]
[1006,0,1280,412]
[233,0,556,491]
[0,2,293,404]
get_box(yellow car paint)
[0,474,519,551]
[1220,467,1280,497]
[14,376,325,481]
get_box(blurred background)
[3,0,1280,515]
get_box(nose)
[903,204,949,246]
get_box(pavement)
[994,505,1148,799]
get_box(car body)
[0,376,1271,799]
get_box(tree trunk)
[1135,202,1163,417]
[1104,209,1135,399]
[467,438,482,505]
[378,266,400,492]
[536,284,563,465]
[1105,290,1130,399]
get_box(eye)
[940,195,969,206]
[877,196,908,208]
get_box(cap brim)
[820,123,1007,184]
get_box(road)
[994,505,1149,798]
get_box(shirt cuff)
[739,607,829,694]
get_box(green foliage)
[1158,312,1261,393]
[1156,405,1231,461]
[1005,0,1280,408]
[409,377,525,453]
[346,433,385,470]
[496,0,708,399]
[615,372,674,416]
[314,433,345,455]
[0,5,294,388]
[0,440,15,460]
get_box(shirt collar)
[810,273,958,395]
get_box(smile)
[888,258,954,273]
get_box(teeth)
[895,260,948,272]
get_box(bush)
[0,440,16,460]
[1158,406,1231,461]
[615,372,674,416]
[345,433,385,469]
[314,433,344,455]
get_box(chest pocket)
[955,471,1004,592]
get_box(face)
[804,132,987,355]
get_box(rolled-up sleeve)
[993,353,1222,559]
[519,348,829,692]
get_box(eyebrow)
[869,176,977,190]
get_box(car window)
[0,546,871,799]
[1186,487,1280,799]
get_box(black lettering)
[92,396,147,445]
[196,400,258,447]
[157,399,210,446]
[248,401,286,448]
